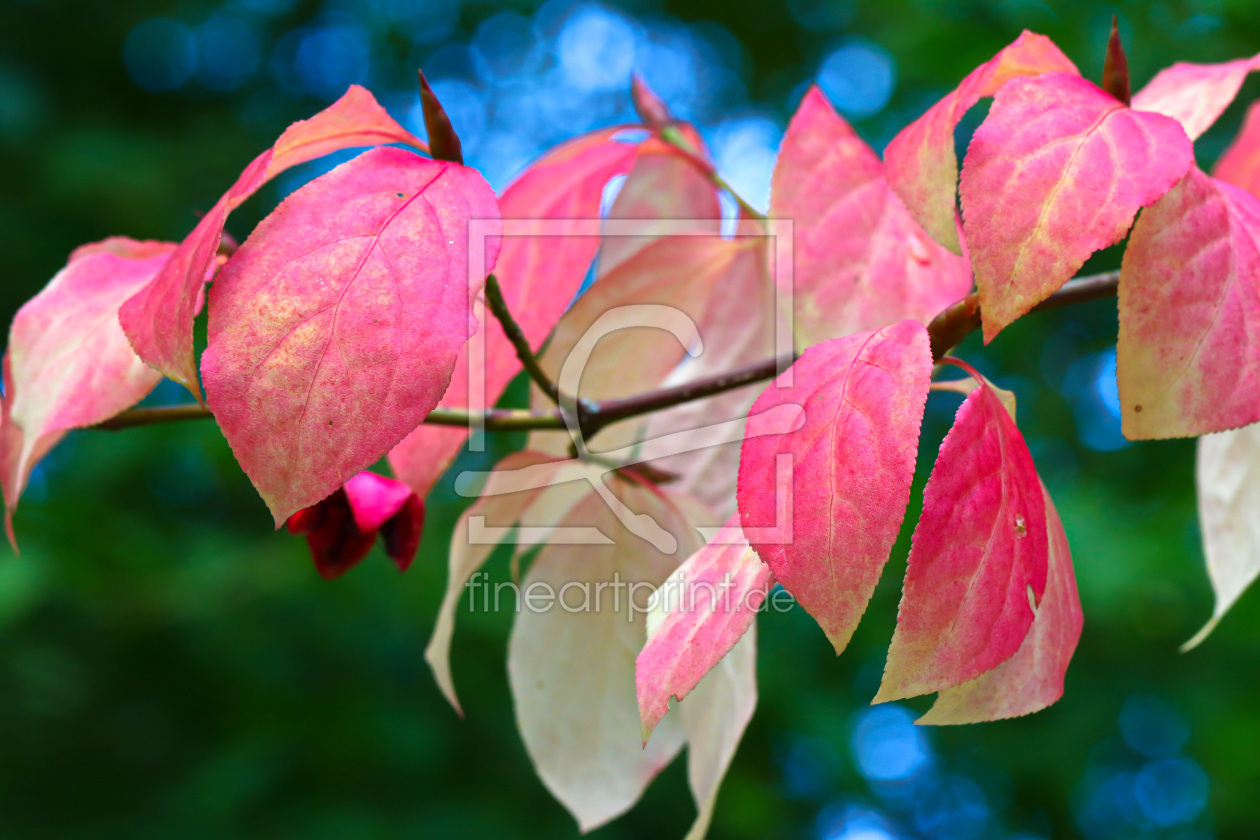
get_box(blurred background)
[2,0,1259,837]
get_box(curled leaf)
[772,87,972,348]
[876,361,1049,702]
[919,481,1081,724]
[1,239,177,543]
[120,85,426,402]
[884,31,1078,253]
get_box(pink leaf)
[201,147,501,524]
[876,362,1048,702]
[736,320,933,653]
[508,476,700,832]
[120,86,426,402]
[918,480,1081,724]
[636,515,772,737]
[388,127,639,498]
[773,87,973,348]
[1131,54,1260,141]
[884,31,1078,253]
[1214,100,1260,198]
[1,240,177,541]
[69,237,179,262]
[960,72,1193,342]
[1117,167,1260,438]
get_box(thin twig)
[98,404,566,432]
[925,270,1120,360]
[657,125,767,222]
[589,354,796,436]
[483,273,562,404]
[95,404,215,430]
[93,271,1121,435]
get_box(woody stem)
[94,271,1120,435]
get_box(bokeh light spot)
[818,41,896,118]
[295,23,371,99]
[557,6,636,93]
[124,18,198,93]
[196,15,262,91]
[851,705,931,782]
[1120,694,1192,758]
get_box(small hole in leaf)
[1014,514,1027,538]
[328,420,334,427]
[396,192,404,198]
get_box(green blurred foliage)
[2,0,1260,838]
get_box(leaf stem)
[93,271,1120,435]
[657,125,767,222]
[483,273,562,404]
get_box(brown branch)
[95,404,216,430]
[588,354,795,435]
[483,273,562,404]
[98,404,565,432]
[926,270,1119,360]
[93,271,1121,435]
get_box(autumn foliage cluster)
[6,26,1260,837]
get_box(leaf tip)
[870,679,904,706]
[424,643,466,717]
[635,681,668,742]
[435,676,467,719]
[4,508,18,556]
[823,625,854,657]
[631,72,673,127]
[1102,15,1131,105]
[417,69,464,165]
[1180,613,1222,652]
